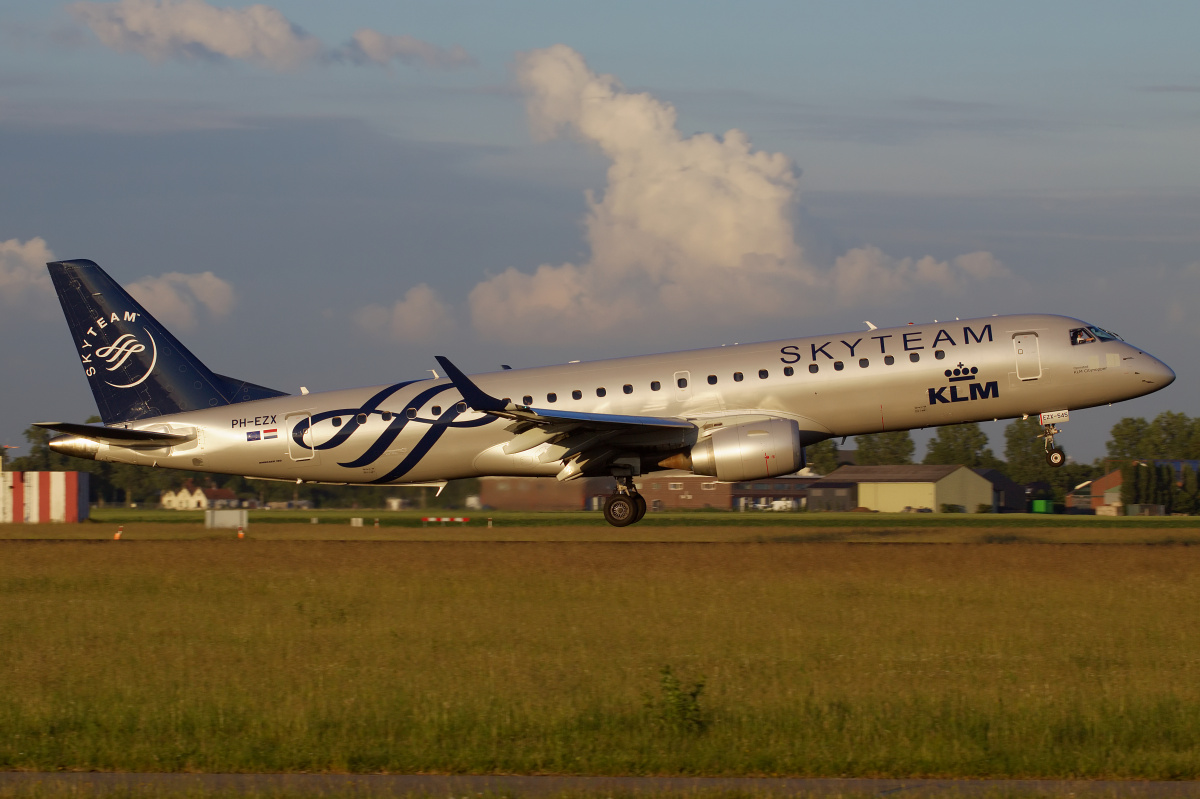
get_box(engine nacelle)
[686,418,803,482]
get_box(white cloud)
[127,270,234,329]
[340,30,476,70]
[467,45,1012,345]
[69,0,322,70]
[355,284,453,343]
[0,237,55,307]
[70,0,475,72]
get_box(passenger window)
[547,393,557,403]
[935,350,946,360]
[859,359,869,368]
[651,381,661,391]
[406,408,416,419]
[332,416,342,427]
[884,355,894,366]
[834,361,844,371]
[572,390,582,400]
[734,372,744,382]
[783,366,794,376]
[357,413,367,424]
[623,384,633,394]
[707,375,718,385]
[431,406,441,416]
[381,411,392,421]
[456,402,467,413]
[909,353,920,363]
[677,377,688,388]
[596,387,606,397]
[758,369,769,379]
[522,395,532,406]
[809,364,819,373]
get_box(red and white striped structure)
[1,471,91,523]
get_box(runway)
[2,772,1199,796]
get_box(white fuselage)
[82,314,1174,485]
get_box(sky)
[1,0,1198,465]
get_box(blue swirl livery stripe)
[369,406,496,484]
[286,379,500,480]
[289,380,420,452]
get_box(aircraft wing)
[435,356,696,479]
[33,421,193,447]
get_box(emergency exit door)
[1013,333,1041,381]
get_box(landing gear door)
[1013,333,1041,381]
[286,411,316,462]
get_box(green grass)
[3,541,1200,778]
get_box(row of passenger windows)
[523,350,946,404]
[328,349,949,421]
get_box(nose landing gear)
[1039,422,1066,467]
[603,476,647,527]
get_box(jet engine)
[661,418,803,482]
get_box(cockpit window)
[1071,326,1123,345]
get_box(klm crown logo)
[928,362,999,405]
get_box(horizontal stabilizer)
[34,421,192,447]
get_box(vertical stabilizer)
[48,259,286,424]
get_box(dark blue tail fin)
[48,259,288,424]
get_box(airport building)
[807,465,1006,513]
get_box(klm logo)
[928,363,999,405]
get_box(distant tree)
[923,423,1002,469]
[1145,412,1195,460]
[1120,462,1139,507]
[855,431,914,465]
[1107,417,1151,461]
[806,439,840,476]
[1181,466,1199,515]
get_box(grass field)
[3,538,1200,780]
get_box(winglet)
[434,356,508,412]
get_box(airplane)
[38,259,1175,526]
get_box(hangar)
[807,465,1000,513]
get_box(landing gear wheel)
[604,494,638,527]
[633,493,647,522]
[1046,447,1066,468]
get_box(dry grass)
[2,540,1200,777]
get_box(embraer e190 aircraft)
[39,259,1175,525]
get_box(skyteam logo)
[77,310,158,389]
[928,362,999,405]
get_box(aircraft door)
[286,412,315,461]
[674,370,692,402]
[1013,333,1042,381]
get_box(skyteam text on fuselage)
[39,259,1175,526]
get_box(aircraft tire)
[633,493,647,522]
[1046,447,1066,467]
[604,494,638,527]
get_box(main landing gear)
[603,476,647,527]
[1039,422,1066,468]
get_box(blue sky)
[1,0,1197,464]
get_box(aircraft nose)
[1137,353,1175,389]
